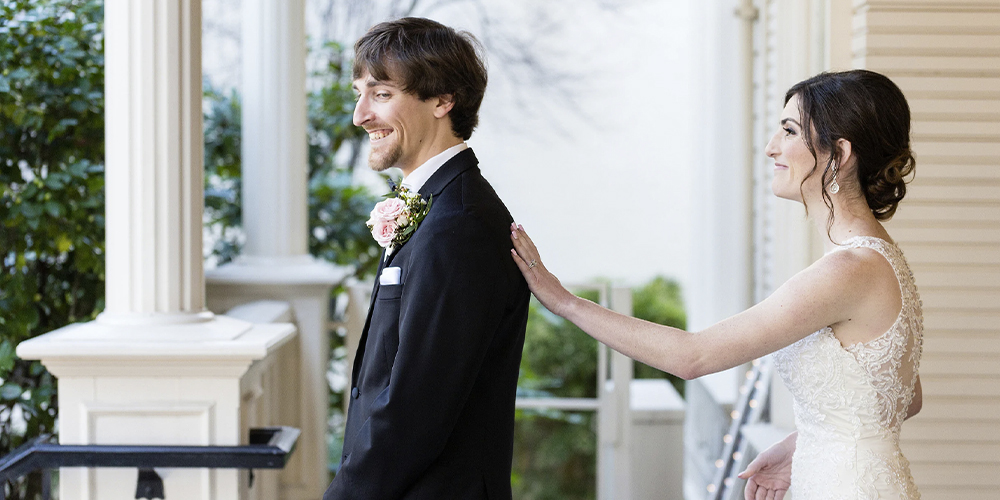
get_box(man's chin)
[368,149,402,172]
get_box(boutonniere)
[367,185,433,249]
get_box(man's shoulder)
[412,171,511,248]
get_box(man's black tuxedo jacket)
[324,149,530,500]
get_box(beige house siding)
[855,1,1000,498]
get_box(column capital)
[17,318,295,378]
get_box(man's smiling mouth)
[368,129,393,141]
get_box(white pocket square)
[379,267,401,285]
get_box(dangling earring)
[830,162,841,194]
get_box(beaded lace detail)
[773,236,923,499]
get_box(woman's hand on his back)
[509,223,576,317]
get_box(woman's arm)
[510,224,872,379]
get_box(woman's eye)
[783,127,796,136]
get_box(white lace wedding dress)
[773,236,923,499]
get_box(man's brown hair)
[353,17,488,141]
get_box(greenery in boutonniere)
[366,186,433,249]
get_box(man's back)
[327,149,530,499]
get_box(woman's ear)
[835,138,854,171]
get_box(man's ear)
[433,94,455,118]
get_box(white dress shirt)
[401,142,468,193]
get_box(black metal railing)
[0,426,300,500]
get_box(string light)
[723,434,733,444]
[715,459,725,468]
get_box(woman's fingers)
[744,478,757,500]
[738,457,762,479]
[516,225,541,259]
[510,248,529,273]
[774,490,786,500]
[756,485,768,500]
[510,223,541,269]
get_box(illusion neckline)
[827,235,899,255]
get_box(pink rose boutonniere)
[367,185,433,249]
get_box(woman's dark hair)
[353,17,488,141]
[785,70,915,232]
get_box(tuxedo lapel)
[352,248,388,383]
[383,149,479,266]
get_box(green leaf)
[20,202,42,219]
[56,234,72,253]
[0,340,15,372]
[44,200,63,217]
[8,67,30,81]
[0,382,24,401]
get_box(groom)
[323,17,530,500]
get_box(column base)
[16,315,297,500]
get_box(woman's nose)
[764,131,780,158]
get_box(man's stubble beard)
[368,142,403,172]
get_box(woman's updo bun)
[862,148,915,220]
[785,70,915,229]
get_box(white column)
[598,288,634,500]
[205,2,348,498]
[101,0,209,325]
[241,0,309,260]
[17,2,297,499]
[683,1,755,496]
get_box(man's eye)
[376,92,391,99]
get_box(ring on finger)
[528,259,538,269]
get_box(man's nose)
[353,97,371,127]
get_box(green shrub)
[0,0,105,498]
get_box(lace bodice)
[773,236,923,499]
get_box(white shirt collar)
[401,142,468,193]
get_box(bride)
[509,69,923,500]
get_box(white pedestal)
[16,316,296,500]
[630,379,686,500]
[206,257,348,499]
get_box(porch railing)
[0,427,300,500]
